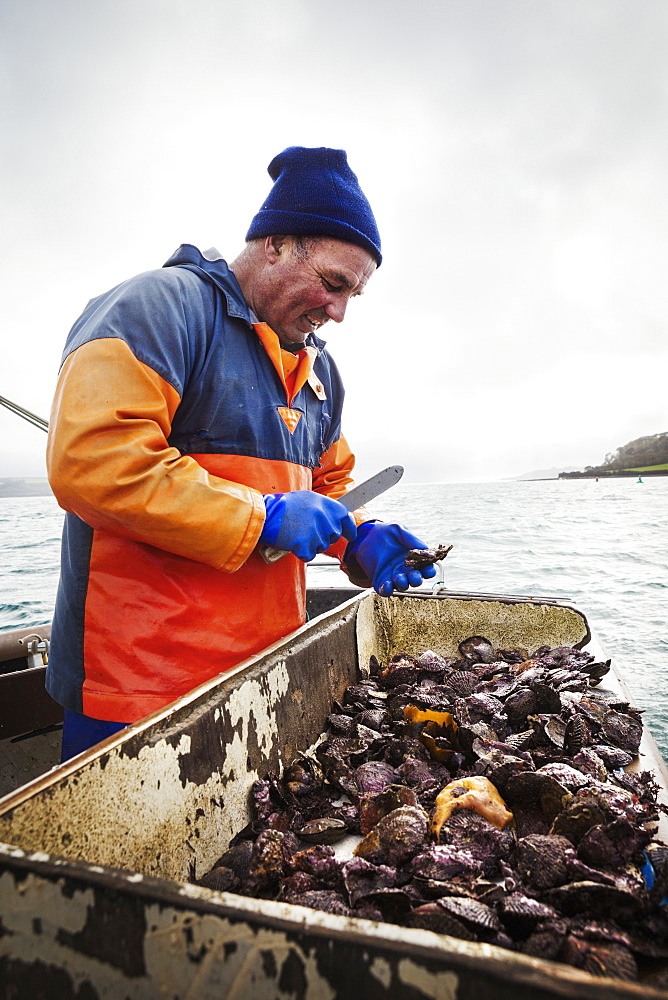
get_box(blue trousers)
[61,708,129,762]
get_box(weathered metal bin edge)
[1,841,665,1000]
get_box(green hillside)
[560,432,668,479]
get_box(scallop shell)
[446,672,479,697]
[437,895,501,931]
[560,936,638,982]
[409,903,477,940]
[358,784,418,836]
[353,804,428,866]
[543,880,649,922]
[500,892,560,935]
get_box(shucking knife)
[259,464,405,564]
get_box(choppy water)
[2,479,667,756]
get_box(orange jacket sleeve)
[47,338,266,573]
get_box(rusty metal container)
[0,590,666,999]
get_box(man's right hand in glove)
[259,491,358,562]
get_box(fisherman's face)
[257,236,376,347]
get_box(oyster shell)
[404,545,452,568]
[438,811,514,875]
[197,865,240,893]
[243,829,295,897]
[504,770,569,825]
[571,748,609,782]
[592,743,635,769]
[296,890,351,915]
[504,688,537,725]
[521,918,570,959]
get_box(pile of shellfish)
[199,637,668,987]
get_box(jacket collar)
[163,244,326,351]
[163,244,250,321]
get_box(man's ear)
[265,235,288,263]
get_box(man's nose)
[324,295,347,323]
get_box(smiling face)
[250,235,376,347]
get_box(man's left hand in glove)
[344,521,438,596]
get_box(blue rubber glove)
[344,521,438,596]
[259,492,358,562]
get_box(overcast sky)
[2,0,666,483]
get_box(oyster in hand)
[404,545,453,568]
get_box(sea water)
[1,479,667,756]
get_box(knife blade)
[259,464,404,564]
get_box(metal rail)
[0,395,48,432]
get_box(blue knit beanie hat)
[246,146,382,265]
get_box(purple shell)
[354,761,397,795]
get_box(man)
[46,146,436,760]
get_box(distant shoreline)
[0,479,52,498]
[1,471,667,498]
[558,470,668,480]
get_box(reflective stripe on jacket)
[46,245,360,722]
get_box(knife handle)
[259,544,288,564]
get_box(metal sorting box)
[1,590,667,1000]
